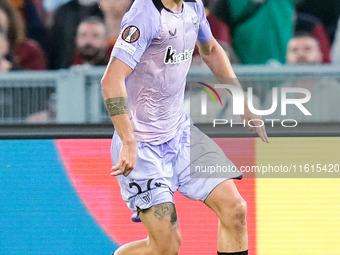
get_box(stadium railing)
[0,64,339,138]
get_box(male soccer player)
[101,0,269,254]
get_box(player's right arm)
[101,57,135,177]
[101,3,160,177]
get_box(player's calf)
[113,202,182,255]
[143,203,182,255]
[112,234,181,255]
[205,180,248,253]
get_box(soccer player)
[101,0,269,254]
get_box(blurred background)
[0,0,340,254]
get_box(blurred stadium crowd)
[1,0,340,72]
[1,0,340,124]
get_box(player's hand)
[242,103,270,143]
[111,141,136,177]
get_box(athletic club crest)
[192,16,199,34]
[129,179,161,204]
[139,191,152,204]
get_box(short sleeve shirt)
[111,0,212,145]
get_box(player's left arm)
[198,38,270,143]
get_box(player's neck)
[161,0,183,12]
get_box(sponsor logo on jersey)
[122,26,140,43]
[164,46,193,64]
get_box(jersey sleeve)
[197,0,213,44]
[111,7,161,69]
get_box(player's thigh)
[140,202,181,252]
[204,180,247,220]
[177,124,242,201]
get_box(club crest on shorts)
[139,191,152,204]
[122,26,140,43]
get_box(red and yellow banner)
[56,137,340,254]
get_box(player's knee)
[233,198,247,234]
[220,196,247,234]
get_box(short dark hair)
[77,16,107,35]
[78,16,106,29]
[293,31,315,39]
[0,0,26,48]
[291,31,320,49]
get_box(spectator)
[71,16,109,66]
[286,33,322,64]
[99,0,132,50]
[262,34,340,122]
[8,0,50,54]
[208,0,296,65]
[0,0,48,70]
[49,0,103,69]
[294,11,331,63]
[0,25,12,72]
